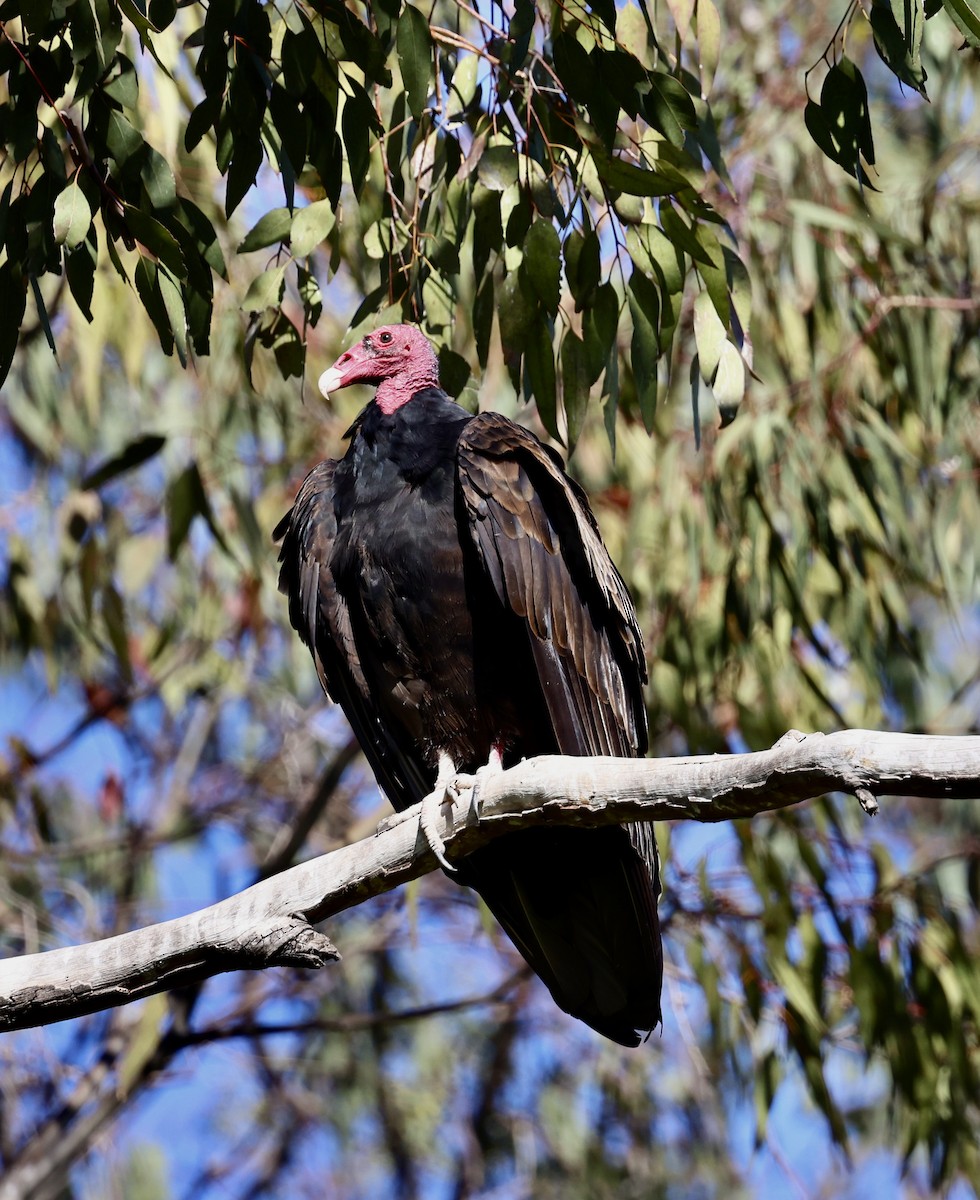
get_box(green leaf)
[645,70,698,148]
[473,275,495,368]
[552,32,594,104]
[941,0,980,46]
[871,0,928,96]
[589,149,681,198]
[82,435,167,491]
[660,205,716,267]
[397,4,431,119]
[53,178,93,248]
[806,58,878,188]
[237,207,293,253]
[271,312,305,378]
[106,108,144,168]
[525,317,559,441]
[823,57,875,163]
[134,255,173,355]
[628,269,660,430]
[564,230,601,311]
[102,584,133,683]
[166,461,231,560]
[123,204,186,276]
[712,341,746,419]
[177,196,226,277]
[522,219,561,315]
[291,199,336,258]
[158,263,187,366]
[141,146,177,209]
[693,290,726,382]
[498,271,536,388]
[560,332,590,452]
[477,146,519,191]
[298,266,322,326]
[66,238,97,321]
[342,84,375,194]
[697,0,721,94]
[472,183,502,280]
[29,275,57,359]
[583,282,619,383]
[438,347,470,398]
[695,223,728,326]
[102,52,139,107]
[241,265,286,311]
[225,134,264,218]
[665,0,695,38]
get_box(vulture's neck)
[375,361,440,414]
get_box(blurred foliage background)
[1,0,979,1196]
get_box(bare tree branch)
[1,729,977,1034]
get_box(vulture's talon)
[419,786,456,872]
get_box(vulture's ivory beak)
[318,365,344,397]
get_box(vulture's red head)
[318,324,440,414]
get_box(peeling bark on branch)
[1,729,977,1034]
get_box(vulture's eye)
[378,331,393,344]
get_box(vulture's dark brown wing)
[274,462,432,810]
[458,413,647,758]
[456,414,662,1046]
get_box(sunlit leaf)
[53,178,92,249]
[291,199,336,258]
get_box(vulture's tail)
[456,823,663,1047]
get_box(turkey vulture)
[274,324,662,1046]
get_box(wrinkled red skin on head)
[319,325,440,413]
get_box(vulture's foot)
[415,746,505,869]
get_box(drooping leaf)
[82,436,168,491]
[158,263,187,366]
[564,230,601,311]
[628,268,660,429]
[870,0,928,96]
[2,267,29,384]
[123,205,186,276]
[583,282,620,383]
[941,0,980,46]
[693,290,726,382]
[397,5,431,119]
[438,347,470,398]
[806,58,878,188]
[560,331,590,451]
[522,219,561,315]
[645,70,698,148]
[524,317,559,440]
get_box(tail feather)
[457,824,663,1047]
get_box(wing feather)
[457,412,647,759]
[275,463,431,810]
